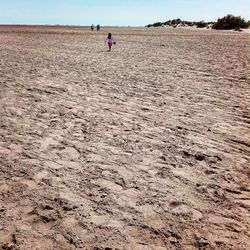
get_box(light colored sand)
[0,26,249,249]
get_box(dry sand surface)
[0,26,249,250]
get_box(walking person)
[105,33,116,52]
[91,24,94,31]
[97,24,101,32]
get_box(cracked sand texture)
[0,26,249,249]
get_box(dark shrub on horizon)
[171,19,182,25]
[146,19,214,28]
[147,22,163,27]
[164,20,172,25]
[196,21,207,28]
[185,21,194,26]
[213,14,248,29]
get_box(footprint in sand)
[168,201,203,221]
[60,147,81,161]
[169,201,182,209]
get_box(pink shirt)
[106,38,113,44]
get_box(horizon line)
[0,23,146,27]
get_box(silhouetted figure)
[97,24,101,31]
[91,24,94,31]
[105,33,116,52]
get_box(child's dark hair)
[108,33,112,39]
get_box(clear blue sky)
[0,0,249,26]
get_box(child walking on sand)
[105,33,116,52]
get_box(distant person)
[91,24,94,31]
[105,33,116,52]
[97,24,101,31]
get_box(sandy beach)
[0,26,249,249]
